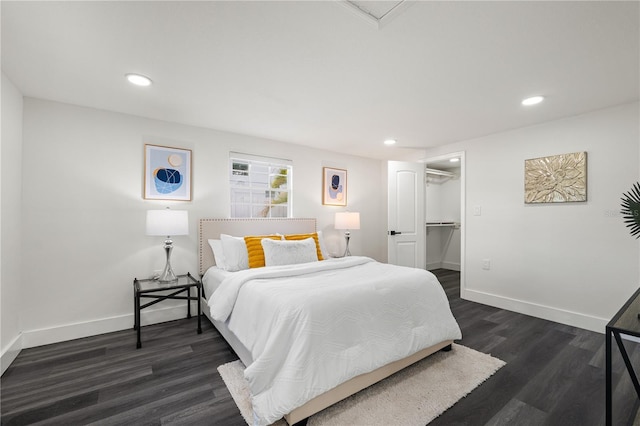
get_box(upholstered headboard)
[198,218,317,276]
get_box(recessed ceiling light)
[126,73,152,87]
[384,139,397,145]
[522,95,544,106]
[449,158,460,163]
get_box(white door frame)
[422,151,466,298]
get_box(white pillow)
[207,239,226,270]
[220,234,249,271]
[262,237,319,267]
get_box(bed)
[199,218,462,426]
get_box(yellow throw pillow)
[283,233,324,261]
[244,235,282,268]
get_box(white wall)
[423,102,640,332]
[19,98,387,348]
[1,73,24,373]
[11,97,638,354]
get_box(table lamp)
[335,211,360,257]
[146,207,189,283]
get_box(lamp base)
[343,231,351,257]
[158,264,178,284]
[158,238,178,283]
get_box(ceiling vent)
[339,0,412,29]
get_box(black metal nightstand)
[133,272,202,349]
[606,286,640,425]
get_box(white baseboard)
[623,334,640,343]
[463,288,607,333]
[22,302,199,349]
[426,261,442,270]
[441,261,460,271]
[427,261,460,271]
[1,333,23,375]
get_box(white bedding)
[202,266,232,298]
[208,256,462,426]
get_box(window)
[229,153,292,218]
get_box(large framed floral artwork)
[144,144,192,201]
[524,151,587,204]
[322,167,347,206]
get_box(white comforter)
[208,256,462,426]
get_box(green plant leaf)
[621,182,640,239]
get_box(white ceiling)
[2,1,638,160]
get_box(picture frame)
[144,144,192,201]
[322,167,347,206]
[524,151,587,204]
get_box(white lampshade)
[146,209,189,236]
[335,212,360,230]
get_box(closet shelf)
[425,168,457,185]
[426,221,460,229]
[425,168,455,177]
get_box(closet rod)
[425,168,455,177]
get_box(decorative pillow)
[207,239,226,270]
[220,234,249,272]
[244,235,283,268]
[262,237,319,267]
[283,233,324,261]
[316,231,330,260]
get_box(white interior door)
[387,161,425,268]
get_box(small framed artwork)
[524,151,587,204]
[144,144,192,201]
[322,167,347,206]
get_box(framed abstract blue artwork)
[322,167,347,206]
[144,144,192,201]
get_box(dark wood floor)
[431,269,640,426]
[1,269,638,425]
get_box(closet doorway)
[422,152,465,294]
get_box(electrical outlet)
[473,206,482,216]
[482,259,491,270]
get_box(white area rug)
[217,344,505,426]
